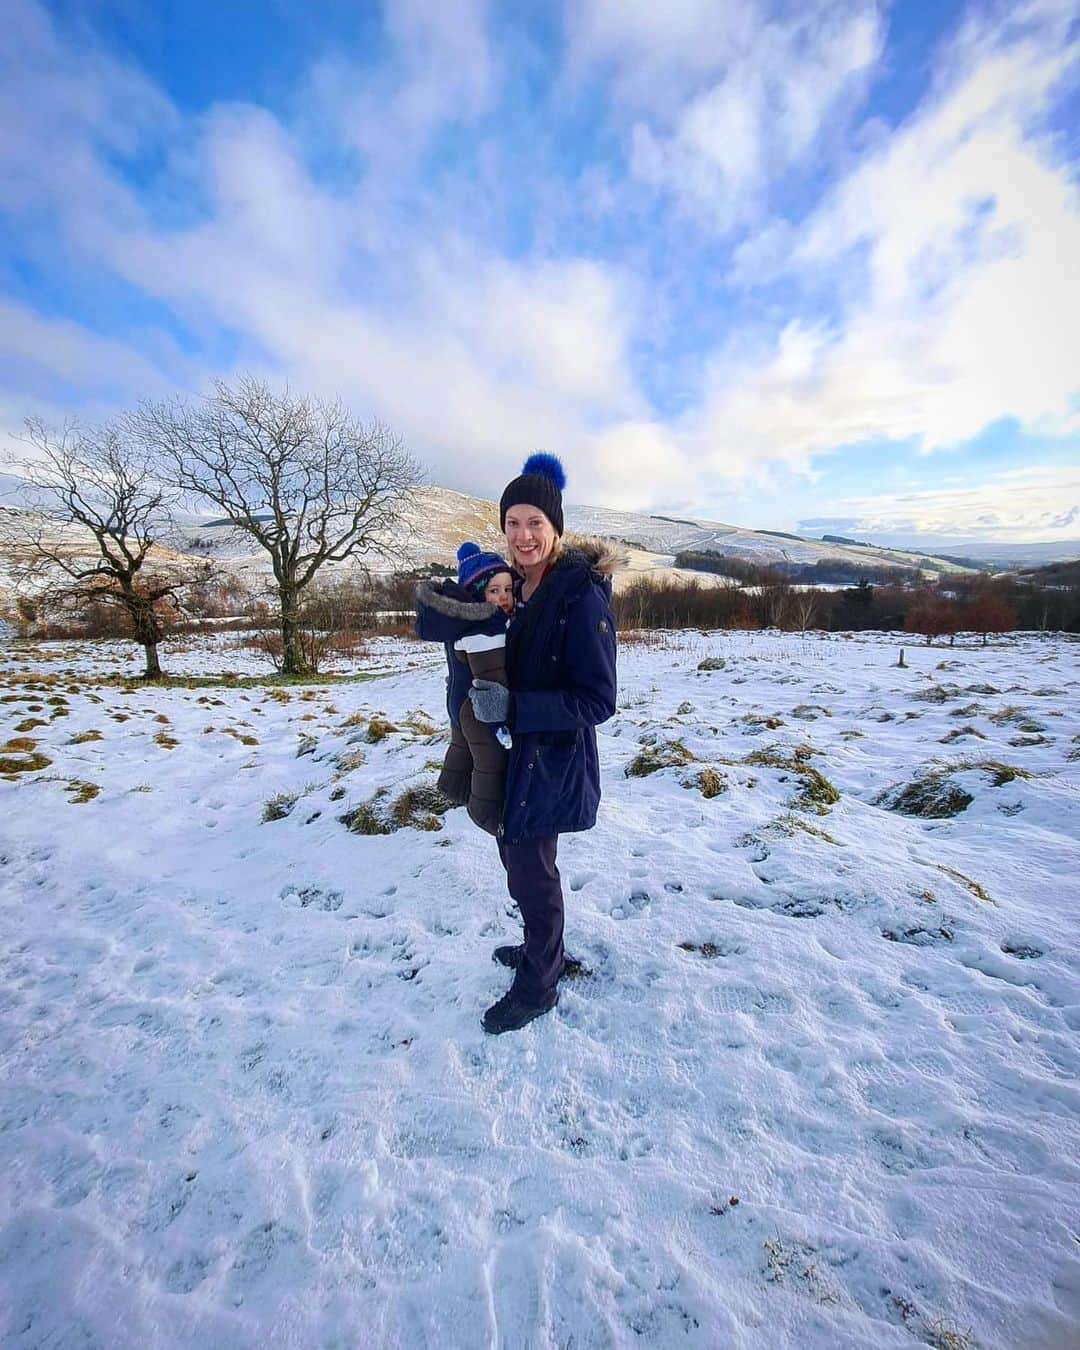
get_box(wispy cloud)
[802,464,1080,541]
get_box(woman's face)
[483,571,515,613]
[504,504,557,572]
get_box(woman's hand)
[468,679,510,725]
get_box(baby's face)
[483,572,515,613]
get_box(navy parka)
[500,540,622,844]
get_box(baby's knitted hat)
[456,542,511,596]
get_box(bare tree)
[136,377,420,675]
[793,588,820,633]
[1,418,212,678]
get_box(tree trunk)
[126,593,165,680]
[279,584,311,676]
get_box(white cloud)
[692,6,1080,472]
[819,465,1080,541]
[567,0,883,227]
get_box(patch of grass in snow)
[682,766,726,798]
[952,757,1031,787]
[334,747,367,774]
[626,739,695,777]
[911,684,958,704]
[262,791,299,822]
[743,749,839,814]
[400,712,438,737]
[876,772,973,818]
[365,714,399,743]
[762,1236,838,1305]
[153,730,179,750]
[939,724,987,744]
[340,800,392,835]
[771,813,840,843]
[0,749,52,774]
[677,941,723,958]
[14,717,47,732]
[740,712,785,729]
[791,703,832,720]
[222,727,259,746]
[340,781,454,835]
[948,702,980,717]
[389,783,454,830]
[924,1318,975,1350]
[65,779,100,804]
[3,736,39,752]
[933,863,993,904]
[68,729,103,744]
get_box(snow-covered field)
[1,628,1078,1350]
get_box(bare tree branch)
[1,418,214,678]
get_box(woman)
[467,453,623,1034]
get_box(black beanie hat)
[499,452,566,536]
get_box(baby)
[414,543,516,836]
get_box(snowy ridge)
[0,629,1078,1347]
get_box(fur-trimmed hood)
[415,577,498,623]
[557,534,629,581]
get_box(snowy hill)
[1,628,1078,1347]
[170,487,970,589]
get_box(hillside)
[171,489,971,587]
[4,488,975,601]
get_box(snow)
[1,627,1078,1349]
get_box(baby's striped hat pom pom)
[456,541,481,563]
[521,452,566,492]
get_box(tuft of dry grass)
[262,792,298,822]
[153,730,179,750]
[744,749,839,814]
[365,715,399,743]
[68,729,103,744]
[626,739,695,777]
[0,751,52,774]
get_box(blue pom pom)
[456,541,480,562]
[521,452,566,491]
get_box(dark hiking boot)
[481,987,559,1035]
[492,943,524,969]
[492,945,576,978]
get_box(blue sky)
[2,0,1078,545]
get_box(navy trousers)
[498,835,563,1003]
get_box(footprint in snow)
[611,889,650,921]
[489,1238,544,1350]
